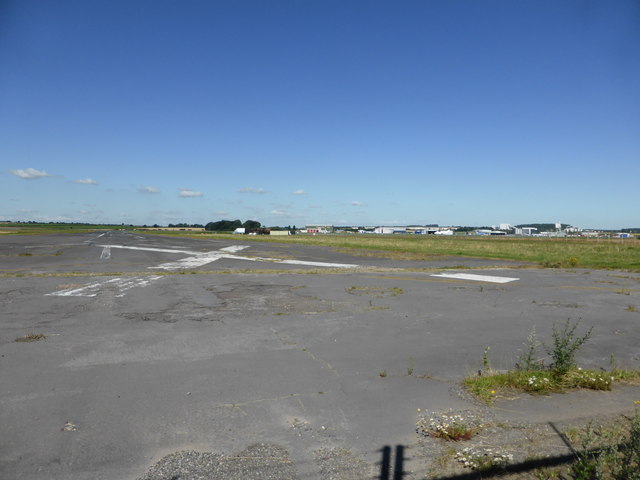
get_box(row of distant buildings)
[303,224,635,238]
[136,224,634,238]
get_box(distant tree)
[205,219,242,231]
[242,220,261,231]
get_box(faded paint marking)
[150,252,224,271]
[98,244,201,255]
[219,245,249,253]
[47,276,164,297]
[431,273,519,283]
[279,259,359,268]
[48,243,359,298]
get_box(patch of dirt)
[15,333,48,342]
[121,303,224,323]
[0,289,24,305]
[345,285,403,297]
[121,283,346,322]
[208,282,345,316]
[537,301,583,308]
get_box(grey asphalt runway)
[1,231,639,479]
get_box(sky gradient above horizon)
[2,0,639,229]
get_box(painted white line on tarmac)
[98,244,201,255]
[219,245,249,253]
[83,232,108,244]
[47,275,164,297]
[192,254,360,269]
[279,259,360,268]
[431,273,519,283]
[150,252,225,270]
[48,243,358,297]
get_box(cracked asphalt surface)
[1,231,639,479]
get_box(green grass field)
[0,223,134,235]
[160,231,640,271]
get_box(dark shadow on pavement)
[379,437,635,480]
[379,445,405,480]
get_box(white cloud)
[214,210,229,216]
[239,187,267,194]
[179,188,203,198]
[292,189,307,195]
[271,209,287,216]
[73,178,98,185]
[139,186,160,194]
[9,168,50,179]
[351,201,366,206]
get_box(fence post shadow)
[379,444,404,480]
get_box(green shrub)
[545,319,593,377]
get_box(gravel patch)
[137,443,298,480]
[314,447,373,480]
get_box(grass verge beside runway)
[151,232,640,272]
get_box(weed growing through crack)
[416,410,482,441]
[545,319,592,377]
[482,346,491,372]
[406,357,414,376]
[463,319,640,403]
[454,447,513,471]
[627,304,638,312]
[367,299,390,311]
[379,369,387,378]
[516,326,544,371]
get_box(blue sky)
[1,0,638,229]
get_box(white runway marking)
[431,273,519,283]
[219,245,249,253]
[47,276,164,297]
[49,243,359,298]
[99,244,202,255]
[150,252,227,270]
[83,232,108,244]
[277,259,359,268]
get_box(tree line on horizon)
[204,219,260,231]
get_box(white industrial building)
[514,227,537,236]
[304,225,334,234]
[373,226,449,235]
